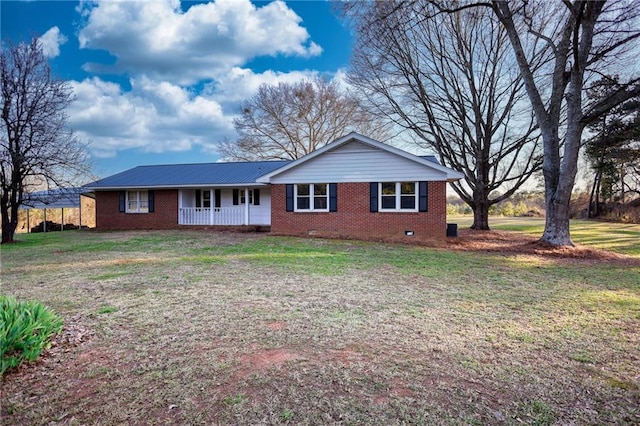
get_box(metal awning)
[20,188,93,210]
[19,188,95,232]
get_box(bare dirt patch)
[232,344,303,383]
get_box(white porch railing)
[179,207,244,225]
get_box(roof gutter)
[84,182,272,191]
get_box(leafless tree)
[487,0,640,245]
[218,77,390,161]
[346,0,640,244]
[346,2,542,230]
[1,38,90,244]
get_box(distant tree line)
[448,191,545,218]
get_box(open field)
[451,216,640,256]
[1,228,639,425]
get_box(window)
[240,189,253,204]
[295,183,328,211]
[127,190,149,213]
[379,182,417,211]
[195,190,211,208]
[233,189,260,205]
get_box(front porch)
[179,207,244,225]
[178,187,270,226]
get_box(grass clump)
[0,295,63,375]
[97,306,118,314]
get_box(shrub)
[0,295,63,375]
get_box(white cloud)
[77,0,322,85]
[67,0,342,160]
[38,26,68,58]
[68,77,233,158]
[213,67,320,106]
[66,67,342,158]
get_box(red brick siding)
[271,182,448,242]
[95,190,178,230]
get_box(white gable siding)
[269,141,447,184]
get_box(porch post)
[244,188,250,225]
[209,189,214,225]
[61,207,65,231]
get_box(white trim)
[294,183,329,212]
[379,182,418,212]
[125,190,149,213]
[244,188,250,225]
[209,189,214,224]
[85,183,271,191]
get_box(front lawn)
[2,229,639,425]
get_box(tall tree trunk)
[470,185,491,230]
[588,170,602,218]
[541,191,572,245]
[1,203,17,244]
[539,113,582,246]
[471,204,490,230]
[620,164,625,203]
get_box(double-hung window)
[127,190,149,213]
[240,190,253,205]
[379,182,417,211]
[295,183,328,212]
[195,190,211,208]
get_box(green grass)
[451,215,640,255]
[1,228,639,425]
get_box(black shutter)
[329,183,337,212]
[286,184,294,212]
[147,191,156,213]
[119,191,126,212]
[148,191,155,212]
[214,189,221,208]
[233,189,239,205]
[370,182,378,212]
[419,181,428,212]
[195,189,201,208]
[253,189,260,205]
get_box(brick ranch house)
[85,133,463,242]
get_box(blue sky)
[1,0,353,178]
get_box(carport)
[20,188,95,232]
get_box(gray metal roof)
[85,160,291,190]
[419,155,440,164]
[21,188,89,209]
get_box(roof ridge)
[132,159,291,168]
